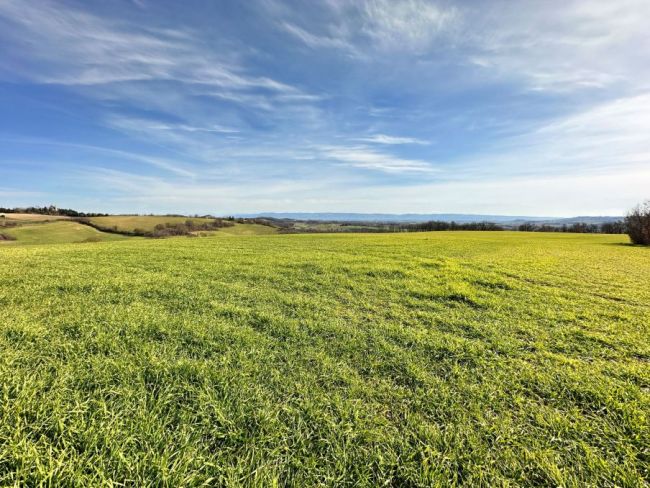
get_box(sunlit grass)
[0,231,647,485]
[0,221,129,246]
[88,215,216,233]
[198,223,278,236]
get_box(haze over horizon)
[1,0,649,216]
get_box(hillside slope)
[1,221,129,245]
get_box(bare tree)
[625,200,650,245]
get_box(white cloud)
[281,22,356,52]
[357,134,430,145]
[0,0,334,170]
[140,122,239,134]
[359,166,650,216]
[103,115,248,164]
[275,0,649,94]
[0,136,197,178]
[320,145,436,173]
[464,0,650,92]
[78,166,343,213]
[358,0,458,51]
[276,0,457,53]
[204,89,323,112]
[459,93,650,179]
[75,162,649,216]
[0,0,302,95]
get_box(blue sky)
[1,0,648,216]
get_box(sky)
[1,0,649,216]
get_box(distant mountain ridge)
[239,212,622,225]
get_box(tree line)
[2,201,648,244]
[514,201,650,244]
[0,205,108,217]
[516,221,626,234]
[338,220,627,234]
[389,221,506,232]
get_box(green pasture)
[0,232,647,486]
[198,223,278,236]
[88,215,217,233]
[0,221,128,246]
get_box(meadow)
[1,216,274,246]
[0,221,129,245]
[88,215,223,233]
[1,213,71,222]
[0,231,648,486]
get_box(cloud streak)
[0,136,197,178]
[446,93,650,183]
[320,145,436,173]
[357,134,430,145]
[273,0,649,94]
[463,0,650,93]
[280,0,458,53]
[0,0,303,94]
[74,162,649,216]
[281,22,357,53]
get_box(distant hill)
[238,212,622,225]
[536,216,624,225]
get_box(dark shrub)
[625,201,650,245]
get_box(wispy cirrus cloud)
[0,0,304,94]
[129,121,239,135]
[319,145,436,173]
[0,136,197,178]
[452,92,650,180]
[464,0,650,93]
[281,22,357,53]
[75,160,650,216]
[279,0,459,51]
[103,115,243,163]
[356,134,430,145]
[278,0,458,53]
[357,0,459,51]
[78,166,346,210]
[274,0,649,94]
[0,0,334,152]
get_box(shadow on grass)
[604,242,649,248]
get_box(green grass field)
[87,215,276,237]
[0,232,647,486]
[0,221,129,246]
[199,223,278,236]
[1,213,70,223]
[88,215,222,233]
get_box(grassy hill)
[0,221,129,246]
[87,215,276,236]
[88,215,218,233]
[1,213,71,223]
[0,232,647,485]
[199,222,278,236]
